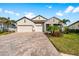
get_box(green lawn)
[48,33,79,55]
[0,32,14,35]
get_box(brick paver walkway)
[0,32,60,56]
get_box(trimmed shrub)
[47,25,63,37]
[68,29,79,33]
[52,31,63,37]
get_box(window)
[53,24,59,26]
[46,24,50,31]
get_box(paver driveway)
[0,32,60,56]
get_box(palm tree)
[52,25,60,34]
[62,19,70,25]
[60,19,70,32]
[5,18,16,31]
[0,17,9,31]
[5,19,11,29]
[10,20,16,24]
[0,17,14,31]
[47,25,52,33]
[47,25,60,36]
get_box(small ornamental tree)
[47,25,62,37]
[47,25,52,33]
[64,26,69,34]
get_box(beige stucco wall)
[17,16,64,32]
[17,18,36,32]
[17,18,35,26]
[44,17,64,32]
[45,17,61,24]
[69,22,79,29]
[32,16,46,32]
[17,17,46,32]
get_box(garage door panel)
[17,25,33,32]
[35,25,43,32]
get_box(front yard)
[0,32,14,36]
[47,33,79,55]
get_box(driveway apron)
[0,32,60,56]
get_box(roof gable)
[17,16,35,25]
[16,16,32,22]
[32,15,48,21]
[45,16,62,23]
[17,16,63,24]
[50,17,62,21]
[68,21,79,27]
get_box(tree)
[64,26,69,34]
[60,19,70,32]
[47,25,53,33]
[0,17,16,32]
[5,18,16,31]
[10,20,16,24]
[47,25,61,36]
[62,19,70,25]
[51,25,60,33]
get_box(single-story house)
[68,21,79,30]
[8,23,17,32]
[0,22,7,32]
[16,15,64,32]
[0,21,16,32]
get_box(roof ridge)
[68,20,79,27]
[31,15,48,20]
[16,16,31,22]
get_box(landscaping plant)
[47,25,62,37]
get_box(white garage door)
[17,25,33,32]
[35,24,43,32]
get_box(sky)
[0,3,79,25]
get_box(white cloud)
[4,10,14,14]
[24,12,36,18]
[4,10,20,16]
[15,13,20,16]
[48,6,52,8]
[56,6,79,16]
[64,6,79,13]
[73,7,79,13]
[0,8,2,12]
[46,5,52,9]
[56,11,63,16]
[65,6,74,13]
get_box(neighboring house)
[8,23,17,32]
[0,21,16,32]
[16,15,64,32]
[0,22,7,32]
[68,21,79,30]
[0,23,3,31]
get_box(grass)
[47,33,79,55]
[0,32,14,35]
